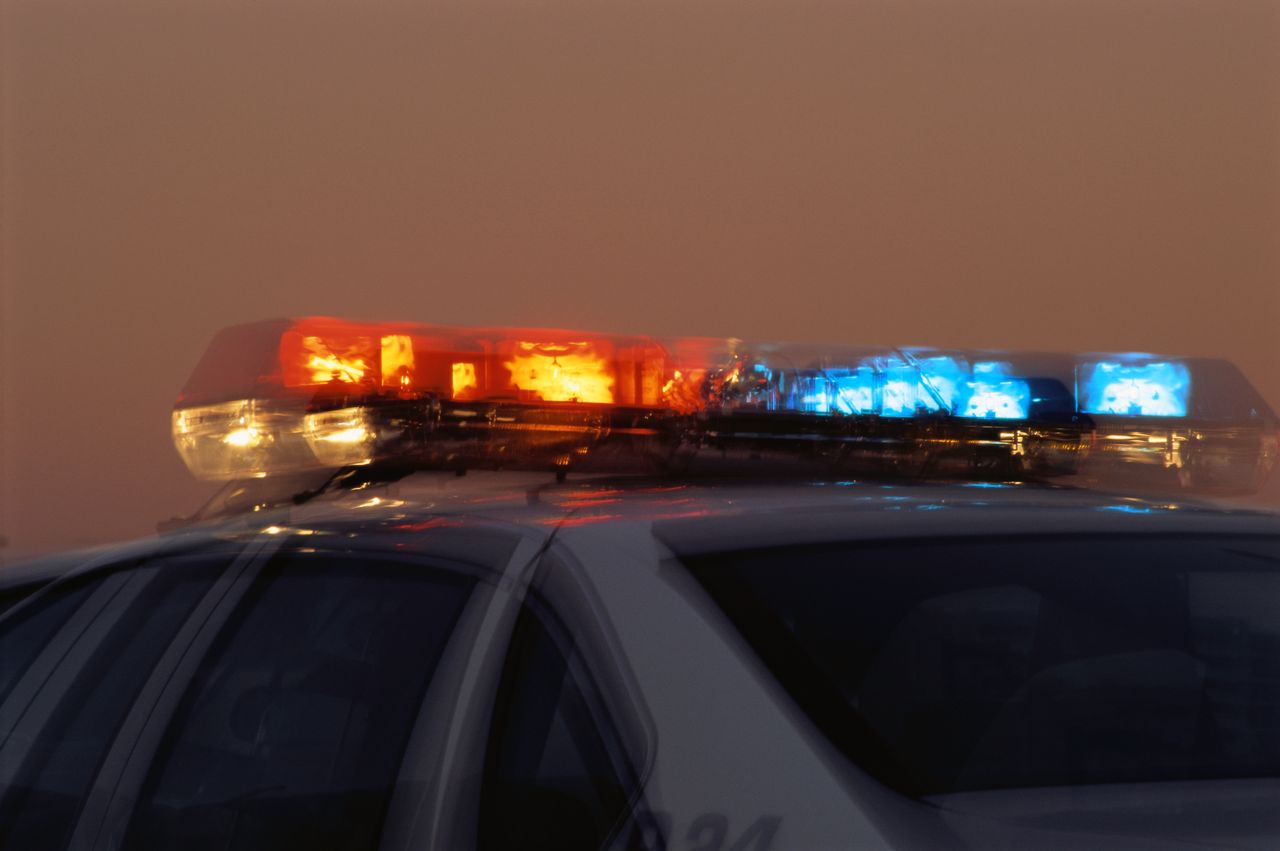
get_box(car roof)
[7,473,1278,586]
[210,471,1280,547]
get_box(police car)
[2,317,1279,850]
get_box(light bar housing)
[172,318,1279,494]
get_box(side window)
[122,557,476,851]
[0,579,56,620]
[478,604,638,851]
[0,557,227,851]
[0,578,98,708]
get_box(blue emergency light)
[1078,359,1191,417]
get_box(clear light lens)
[1079,360,1191,417]
[303,407,377,466]
[172,400,313,480]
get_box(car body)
[3,471,1280,850]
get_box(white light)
[222,427,260,447]
[303,407,376,466]
[315,426,369,444]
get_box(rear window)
[681,534,1280,795]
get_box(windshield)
[683,534,1280,796]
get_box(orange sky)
[2,0,1278,559]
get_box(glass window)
[0,579,56,620]
[680,534,1280,795]
[479,604,637,851]
[0,578,97,709]
[123,557,475,851]
[0,557,226,851]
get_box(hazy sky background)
[3,0,1278,559]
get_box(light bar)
[172,318,1278,494]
